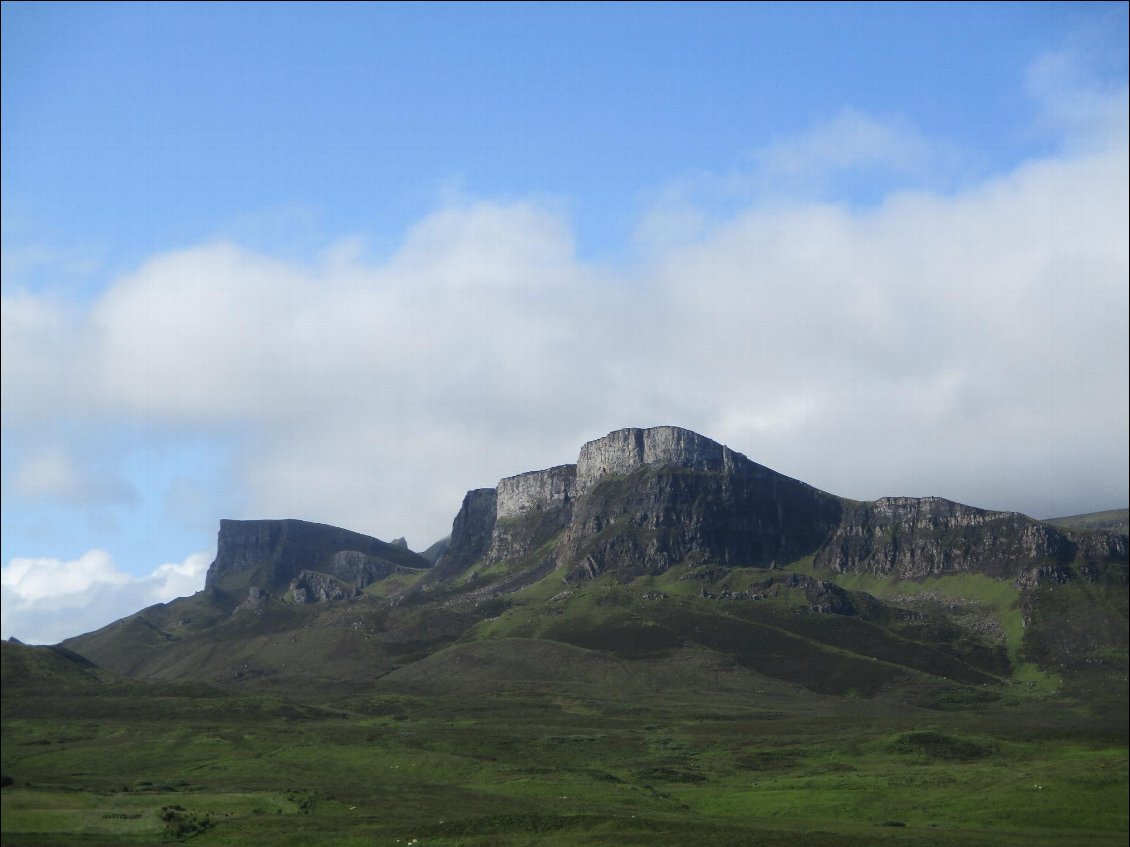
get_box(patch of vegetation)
[159,803,214,840]
[893,730,995,761]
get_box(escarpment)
[574,425,746,493]
[433,426,1129,589]
[816,496,1128,583]
[496,465,577,519]
[55,424,1128,692]
[434,426,842,582]
[204,519,430,600]
[186,428,1126,611]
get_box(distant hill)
[1,639,101,692]
[1046,508,1129,534]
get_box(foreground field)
[3,647,1126,847]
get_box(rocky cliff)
[433,426,844,583]
[424,489,498,586]
[432,426,1128,589]
[575,425,745,493]
[205,518,429,599]
[290,570,362,604]
[52,425,1128,693]
[815,496,1128,583]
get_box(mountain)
[61,426,1127,700]
[428,426,1124,587]
[206,517,431,602]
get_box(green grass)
[795,569,1065,690]
[4,641,1127,847]
[363,568,427,598]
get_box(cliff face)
[815,496,1128,582]
[496,465,577,519]
[205,519,429,598]
[433,426,843,582]
[575,426,744,494]
[560,447,843,578]
[433,426,1129,589]
[426,489,498,585]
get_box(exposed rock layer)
[205,519,429,598]
[434,426,1129,588]
[816,496,1127,582]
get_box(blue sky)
[3,2,1128,643]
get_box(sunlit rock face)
[575,426,743,494]
[495,465,577,519]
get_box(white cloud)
[0,290,84,426]
[1,550,211,645]
[1,549,127,605]
[5,131,1129,548]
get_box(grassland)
[3,635,1127,847]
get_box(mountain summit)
[429,425,843,589]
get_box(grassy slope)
[8,547,1127,846]
[1044,508,1129,534]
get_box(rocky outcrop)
[234,586,270,613]
[433,426,1129,591]
[575,426,744,494]
[814,496,1127,581]
[290,570,362,604]
[695,571,857,615]
[204,519,429,597]
[427,489,498,585]
[496,465,576,519]
[433,426,843,583]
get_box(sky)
[2,1,1127,645]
